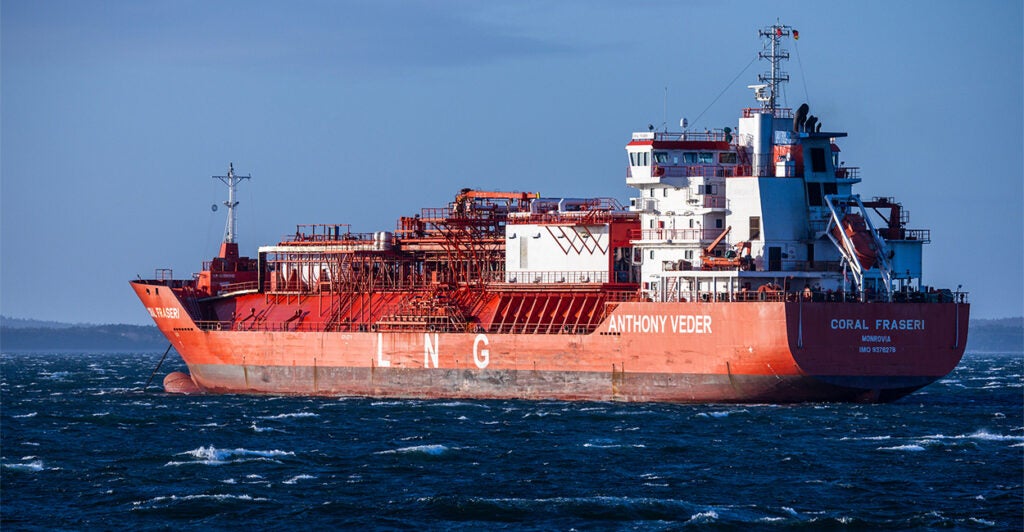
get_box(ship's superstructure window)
[719,152,737,164]
[716,218,724,228]
[807,183,823,206]
[642,152,649,166]
[698,152,713,164]
[749,216,761,240]
[810,148,827,173]
[629,153,636,166]
[654,152,669,164]
[684,153,697,163]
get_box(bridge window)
[698,152,713,164]
[654,152,669,164]
[810,147,827,173]
[719,152,737,164]
[684,153,698,163]
[749,216,761,240]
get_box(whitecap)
[3,460,44,472]
[689,510,719,523]
[969,517,996,526]
[166,445,294,466]
[839,435,892,441]
[922,431,1024,442]
[258,412,319,420]
[696,409,747,419]
[376,444,450,456]
[283,474,316,485]
[878,444,926,452]
[132,493,269,508]
[13,412,37,418]
[582,442,646,449]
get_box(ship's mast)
[757,23,793,112]
[213,163,251,244]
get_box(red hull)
[131,282,968,403]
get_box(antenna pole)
[213,163,251,244]
[757,23,792,111]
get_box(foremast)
[213,162,251,244]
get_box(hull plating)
[131,282,968,403]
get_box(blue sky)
[2,0,1022,324]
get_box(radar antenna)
[212,163,251,244]
[757,22,795,111]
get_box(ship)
[131,24,968,403]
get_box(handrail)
[504,270,608,284]
[630,228,721,242]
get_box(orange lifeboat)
[832,213,877,269]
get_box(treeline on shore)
[1,324,168,351]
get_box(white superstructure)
[624,23,928,304]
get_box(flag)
[776,27,782,37]
[793,29,800,40]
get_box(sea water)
[2,350,1021,530]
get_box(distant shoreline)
[2,316,1020,353]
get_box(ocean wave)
[3,460,46,472]
[250,422,283,433]
[839,435,892,441]
[283,474,316,485]
[376,444,450,456]
[258,412,319,420]
[429,401,492,409]
[12,412,37,418]
[165,445,295,466]
[582,441,646,449]
[696,409,748,419]
[688,510,718,523]
[922,431,1024,442]
[878,444,926,452]
[132,493,269,509]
